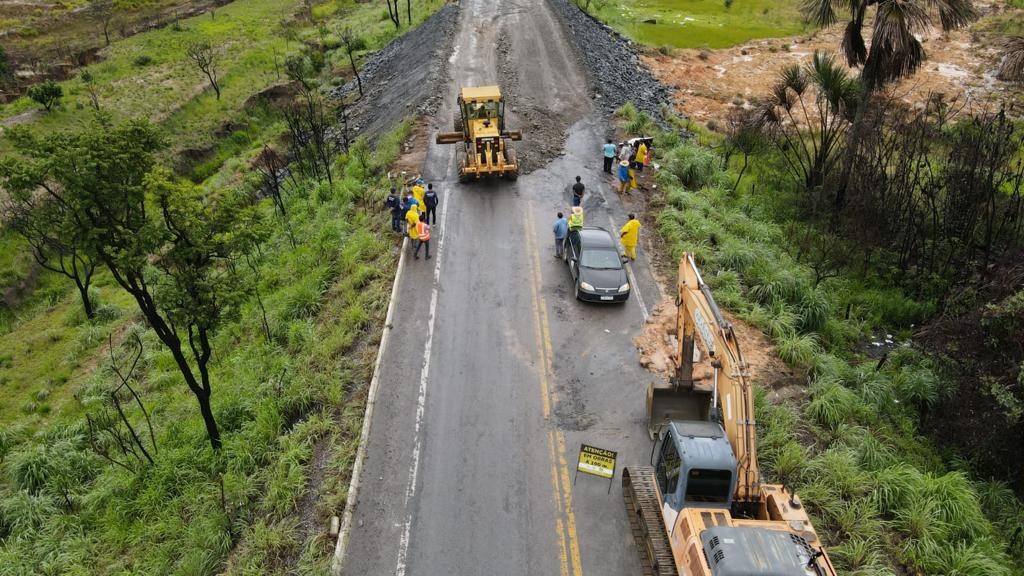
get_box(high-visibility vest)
[417,221,431,241]
[568,212,584,230]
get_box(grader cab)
[435,86,522,182]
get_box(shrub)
[797,288,831,333]
[662,143,721,189]
[133,54,153,66]
[807,380,859,430]
[27,80,63,112]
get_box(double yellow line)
[524,210,584,576]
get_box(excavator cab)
[652,421,737,532]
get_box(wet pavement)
[341,0,667,573]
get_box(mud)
[634,297,803,397]
[547,0,672,121]
[329,3,460,142]
[643,2,1024,127]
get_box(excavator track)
[623,467,678,576]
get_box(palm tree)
[754,51,859,196]
[801,0,978,90]
[997,36,1024,83]
[801,0,977,218]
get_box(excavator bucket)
[647,382,704,440]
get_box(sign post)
[574,444,617,494]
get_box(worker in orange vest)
[414,218,432,260]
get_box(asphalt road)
[341,0,666,573]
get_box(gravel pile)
[547,0,671,120]
[329,3,459,141]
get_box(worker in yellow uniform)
[634,141,648,172]
[411,178,426,217]
[406,204,420,254]
[620,213,641,261]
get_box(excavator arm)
[652,253,760,507]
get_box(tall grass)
[645,115,1024,574]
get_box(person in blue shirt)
[403,193,421,215]
[553,211,568,259]
[602,139,616,174]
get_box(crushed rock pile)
[548,0,672,120]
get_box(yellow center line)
[525,209,584,576]
[525,211,570,576]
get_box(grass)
[1,1,427,569]
[1,0,445,175]
[636,105,1024,575]
[0,120,411,574]
[586,0,806,49]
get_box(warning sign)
[577,444,617,479]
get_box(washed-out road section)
[339,0,668,574]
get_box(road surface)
[342,0,666,573]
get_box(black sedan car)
[563,227,631,303]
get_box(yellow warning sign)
[577,444,617,479]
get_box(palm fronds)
[996,36,1024,83]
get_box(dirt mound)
[634,297,805,401]
[548,0,671,121]
[330,3,460,141]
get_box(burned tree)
[340,28,366,97]
[187,41,221,100]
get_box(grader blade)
[436,132,465,144]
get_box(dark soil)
[329,3,460,142]
[547,0,671,120]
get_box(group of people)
[384,177,440,260]
[553,173,641,262]
[602,138,651,195]
[384,152,648,266]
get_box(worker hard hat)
[572,206,583,214]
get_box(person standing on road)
[423,183,439,225]
[617,160,631,195]
[635,140,648,172]
[385,188,403,233]
[568,205,585,251]
[618,140,633,164]
[620,213,641,261]
[571,175,585,207]
[602,139,616,174]
[414,219,432,260]
[553,211,568,259]
[406,203,420,256]
[411,178,426,217]
[404,193,421,217]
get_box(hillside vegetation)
[617,100,1024,575]
[0,0,441,572]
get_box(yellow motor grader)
[435,86,522,182]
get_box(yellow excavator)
[435,86,522,182]
[623,254,837,576]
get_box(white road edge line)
[332,232,408,575]
[395,180,452,576]
[607,213,649,322]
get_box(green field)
[588,0,805,49]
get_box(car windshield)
[580,249,621,269]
